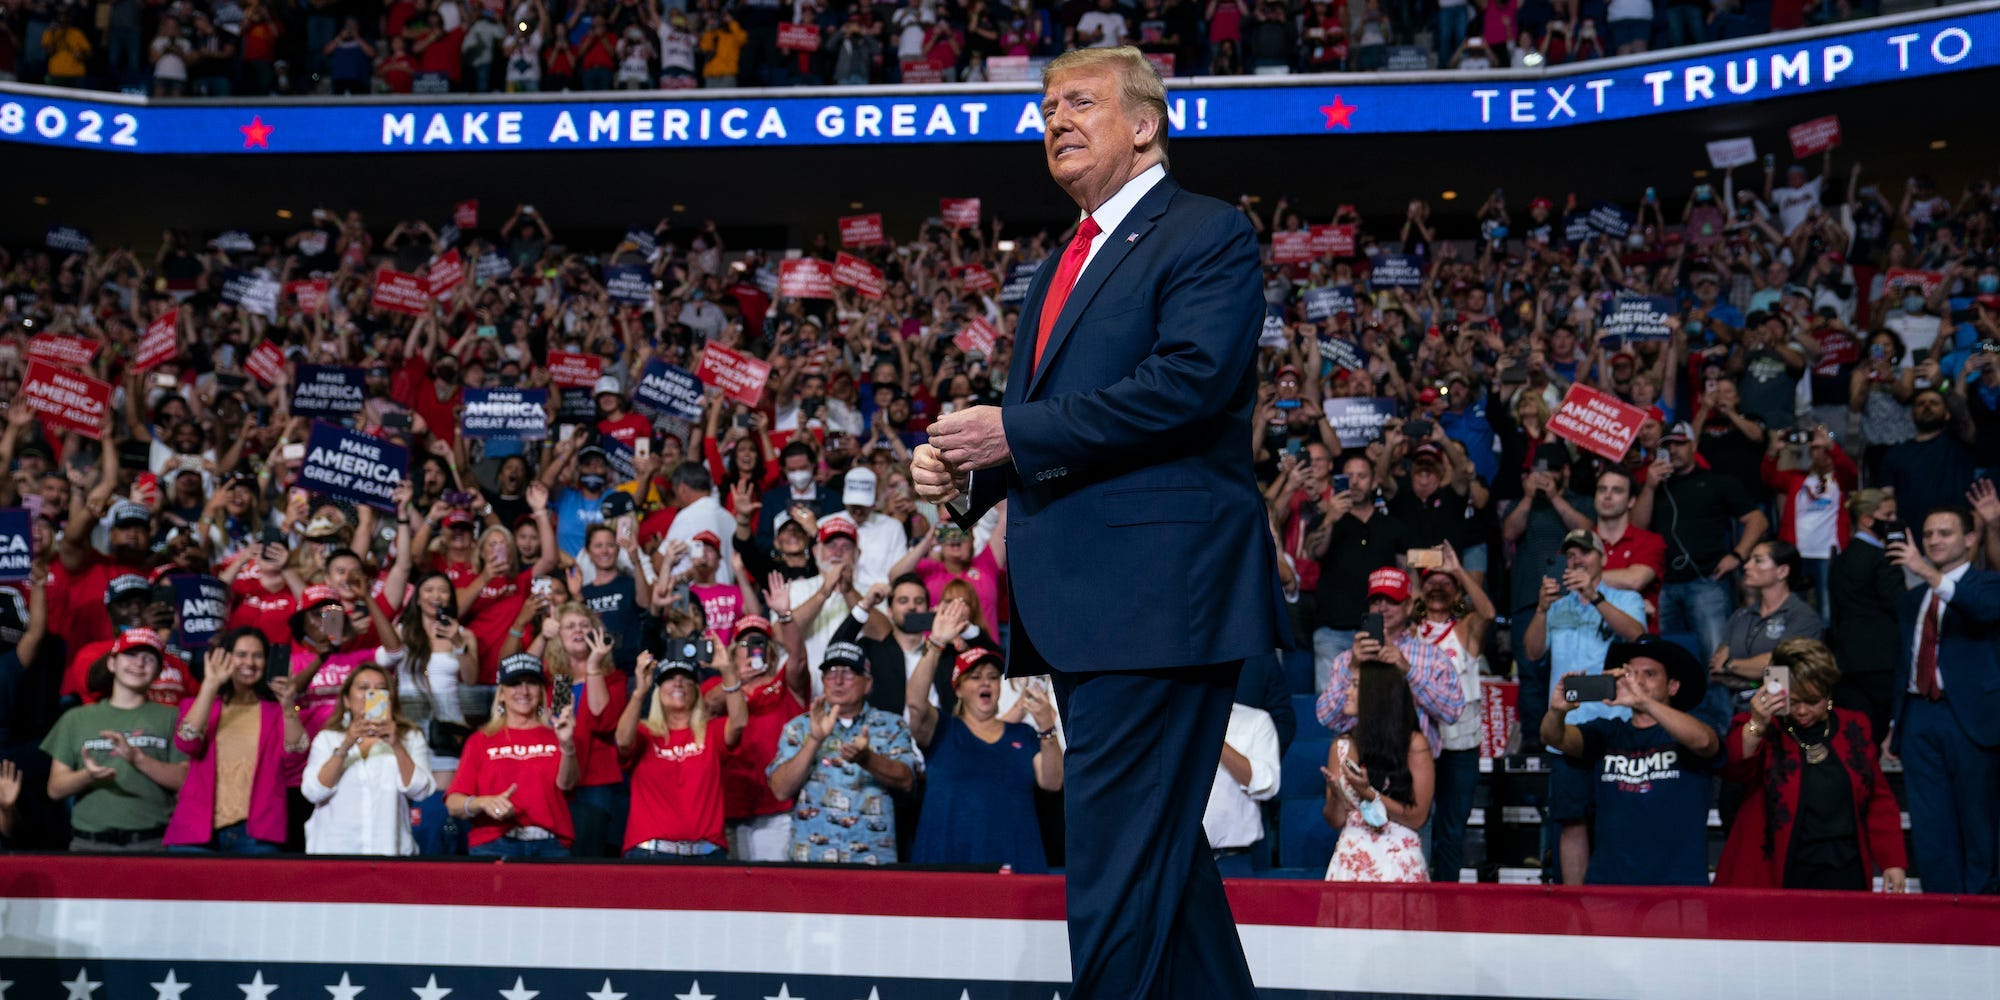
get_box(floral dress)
[1325,738,1429,883]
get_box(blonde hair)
[942,579,989,634]
[542,601,603,682]
[1041,46,1170,168]
[640,673,713,747]
[1848,488,1889,524]
[1772,637,1841,701]
[477,525,516,572]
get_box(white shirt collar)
[1081,162,1167,240]
[1935,561,1974,592]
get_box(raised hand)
[0,759,21,811]
[584,628,613,671]
[838,722,872,765]
[808,695,837,741]
[931,597,971,644]
[1969,479,2000,528]
[526,481,549,513]
[553,704,577,746]
[765,571,794,618]
[97,730,138,764]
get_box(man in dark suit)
[1889,504,2000,895]
[1827,490,1905,741]
[752,440,842,552]
[914,45,1285,997]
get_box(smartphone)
[443,490,476,508]
[1342,756,1365,778]
[1763,665,1792,706]
[686,539,705,561]
[617,513,635,542]
[1500,364,1528,386]
[903,611,936,633]
[283,443,306,463]
[1407,547,1444,570]
[1274,398,1301,411]
[1881,519,1908,546]
[522,205,536,215]
[263,641,293,685]
[634,436,652,461]
[1358,612,1384,643]
[1533,459,1550,475]
[1332,473,1351,494]
[1564,673,1619,704]
[1913,348,1933,365]
[1284,438,1304,459]
[435,607,453,626]
[382,411,411,431]
[532,576,554,598]
[1404,418,1433,440]
[559,424,577,442]
[363,689,389,722]
[150,372,178,391]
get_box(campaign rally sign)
[633,360,705,420]
[1318,335,1367,372]
[833,252,885,300]
[998,263,1039,306]
[1562,212,1595,246]
[220,269,281,318]
[624,227,658,257]
[453,199,479,229]
[286,279,330,313]
[547,351,604,388]
[23,359,112,439]
[1597,294,1677,341]
[428,249,466,299]
[601,434,637,485]
[940,198,981,228]
[27,334,99,370]
[1323,397,1398,445]
[1882,267,1945,297]
[1367,253,1424,289]
[209,230,256,253]
[1304,286,1356,321]
[1259,310,1288,348]
[956,265,997,293]
[777,22,820,51]
[171,574,229,653]
[436,223,461,251]
[133,310,179,372]
[557,387,597,425]
[954,316,1001,357]
[1789,114,1842,157]
[476,252,513,284]
[603,264,653,305]
[372,270,430,315]
[291,365,368,418]
[299,420,407,512]
[245,341,286,387]
[779,258,836,300]
[1587,201,1635,239]
[696,343,772,406]
[1547,384,1647,462]
[839,214,883,247]
[461,387,550,440]
[0,509,31,582]
[1317,224,1356,257]
[1272,230,1314,265]
[1705,136,1757,169]
[45,225,92,253]
[1480,678,1519,759]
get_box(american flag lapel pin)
[1126,232,1139,244]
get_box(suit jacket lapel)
[1006,262,1058,406]
[1024,176,1178,401]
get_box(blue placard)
[1318,335,1368,372]
[1588,201,1636,239]
[171,574,229,653]
[557,386,597,425]
[1367,253,1425,290]
[0,9,1988,153]
[603,264,653,305]
[0,508,30,582]
[998,262,1040,306]
[1323,397,1401,445]
[461,387,550,440]
[601,435,637,484]
[299,421,408,512]
[1303,285,1356,321]
[633,359,705,420]
[1598,293,1679,340]
[291,364,367,418]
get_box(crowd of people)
[0,0,1823,96]
[0,140,1994,892]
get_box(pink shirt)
[917,549,1007,628]
[294,648,382,739]
[168,699,307,846]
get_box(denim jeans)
[1659,577,1733,660]
[471,836,571,859]
[1664,5,1707,47]
[1428,747,1481,882]
[170,821,281,854]
[1311,627,1355,696]
[409,790,466,856]
[106,26,143,81]
[1510,609,1549,730]
[1435,4,1469,65]
[569,782,629,858]
[1802,557,1832,627]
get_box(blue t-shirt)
[554,487,606,555]
[1578,718,1716,887]
[1547,586,1646,728]
[911,716,1048,873]
[1438,399,1497,483]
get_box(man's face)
[820,536,856,568]
[1340,457,1373,495]
[1562,545,1603,581]
[1923,511,1976,569]
[1594,474,1632,520]
[822,665,870,709]
[1620,656,1676,705]
[1666,438,1696,472]
[889,582,930,632]
[1042,66,1150,204]
[110,525,150,560]
[1304,443,1333,485]
[1913,391,1948,427]
[1372,594,1411,635]
[1410,462,1441,497]
[108,595,148,628]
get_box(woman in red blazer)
[1716,638,1907,891]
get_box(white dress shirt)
[301,727,436,856]
[1203,704,1280,851]
[852,510,910,593]
[1909,561,1973,694]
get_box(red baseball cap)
[734,615,772,639]
[952,647,1004,683]
[1417,387,1440,404]
[111,627,166,658]
[818,515,858,544]
[1367,567,1412,603]
[692,530,723,549]
[442,509,476,530]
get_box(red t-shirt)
[597,412,652,452]
[62,554,145,653]
[449,725,577,847]
[701,674,801,820]
[638,505,678,551]
[418,26,466,79]
[622,717,728,850]
[467,569,529,685]
[227,574,299,649]
[395,355,461,448]
[61,639,192,706]
[242,21,281,63]
[1599,524,1667,628]
[562,669,629,788]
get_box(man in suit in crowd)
[1826,489,1904,742]
[913,45,1287,997]
[1889,504,2000,895]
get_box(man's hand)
[838,724,872,766]
[911,443,968,505]
[1550,673,1582,713]
[1888,539,1942,588]
[1610,668,1653,713]
[927,405,1011,472]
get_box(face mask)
[787,469,814,491]
[1626,233,1645,249]
[1904,295,1924,313]
[580,473,608,492]
[1980,275,2000,294]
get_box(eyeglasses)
[822,666,863,680]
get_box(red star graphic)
[240,115,274,149]
[1319,95,1356,130]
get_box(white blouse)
[376,646,468,727]
[301,728,436,856]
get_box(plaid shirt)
[1315,633,1466,758]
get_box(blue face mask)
[1904,295,1925,313]
[1980,275,2000,294]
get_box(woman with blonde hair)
[445,653,578,858]
[614,637,749,858]
[456,483,557,683]
[301,663,434,855]
[534,600,628,857]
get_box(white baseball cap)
[842,467,877,507]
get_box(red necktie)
[1916,591,1943,701]
[1034,216,1102,368]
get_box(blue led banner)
[0,6,1991,155]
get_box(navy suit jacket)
[753,482,842,552]
[1894,567,2000,749]
[957,174,1290,675]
